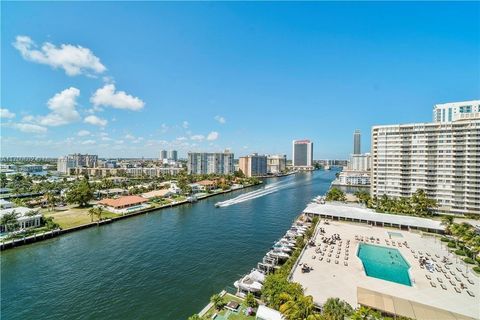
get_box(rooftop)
[98,195,148,208]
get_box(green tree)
[95,207,104,221]
[244,292,259,308]
[187,315,203,320]
[88,208,96,222]
[280,294,319,320]
[321,297,354,320]
[441,215,455,234]
[325,188,346,202]
[411,189,436,216]
[350,306,382,320]
[0,211,20,232]
[66,179,94,207]
[210,294,226,310]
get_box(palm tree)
[321,297,353,320]
[441,216,455,234]
[187,315,203,320]
[95,207,104,221]
[0,211,20,232]
[88,208,96,222]
[209,294,225,311]
[280,295,319,320]
[350,306,382,320]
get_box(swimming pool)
[357,243,412,286]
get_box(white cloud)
[90,84,144,111]
[0,108,15,119]
[161,123,169,133]
[77,130,91,137]
[13,35,106,76]
[124,134,135,140]
[182,121,189,129]
[81,140,96,145]
[84,115,108,126]
[214,115,226,124]
[176,136,188,141]
[38,87,81,126]
[12,123,47,134]
[207,131,219,141]
[190,134,205,141]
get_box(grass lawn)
[202,294,255,320]
[44,206,120,229]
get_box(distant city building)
[267,154,287,174]
[353,129,361,154]
[160,150,168,160]
[337,171,371,186]
[57,153,98,174]
[347,153,371,172]
[169,150,178,161]
[433,100,480,123]
[187,151,234,175]
[371,104,480,216]
[19,164,43,173]
[292,140,313,170]
[239,153,267,177]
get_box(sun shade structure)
[303,203,444,233]
[357,287,476,320]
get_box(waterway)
[1,169,337,320]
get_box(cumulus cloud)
[81,140,96,145]
[12,123,47,134]
[77,130,91,137]
[38,87,81,126]
[214,115,226,124]
[207,131,219,141]
[0,108,15,119]
[84,115,108,126]
[13,35,106,76]
[182,121,189,129]
[90,84,144,111]
[190,134,205,141]
[176,136,188,141]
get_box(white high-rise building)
[433,100,480,123]
[267,154,287,174]
[292,140,313,171]
[348,153,371,171]
[57,153,98,174]
[187,150,234,175]
[371,106,480,216]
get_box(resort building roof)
[303,203,444,232]
[256,305,284,320]
[357,287,475,320]
[196,180,216,186]
[98,195,148,209]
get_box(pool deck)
[291,221,480,319]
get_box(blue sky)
[1,2,479,159]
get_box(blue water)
[1,170,338,320]
[357,243,412,286]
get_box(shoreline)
[0,182,262,251]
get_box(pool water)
[357,243,412,286]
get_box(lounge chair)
[344,261,348,266]
[441,284,447,290]
[454,287,461,293]
[455,276,461,282]
[445,274,450,280]
[426,275,431,280]
[326,258,330,263]
[437,278,443,283]
[456,267,462,272]
[467,290,475,297]
[336,255,339,259]
[312,255,316,259]
[467,279,474,285]
[335,260,339,264]
[450,280,456,286]
[450,271,455,276]
[430,281,436,288]
[319,257,323,261]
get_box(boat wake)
[215,179,297,207]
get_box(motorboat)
[272,245,292,253]
[267,250,290,260]
[234,269,265,293]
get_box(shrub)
[473,266,480,274]
[447,242,456,248]
[463,257,475,264]
[440,237,449,242]
[454,250,466,256]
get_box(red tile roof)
[98,195,147,209]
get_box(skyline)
[1,2,479,158]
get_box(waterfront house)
[141,189,172,199]
[196,180,217,191]
[98,195,149,214]
[0,207,42,232]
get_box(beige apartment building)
[371,110,480,215]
